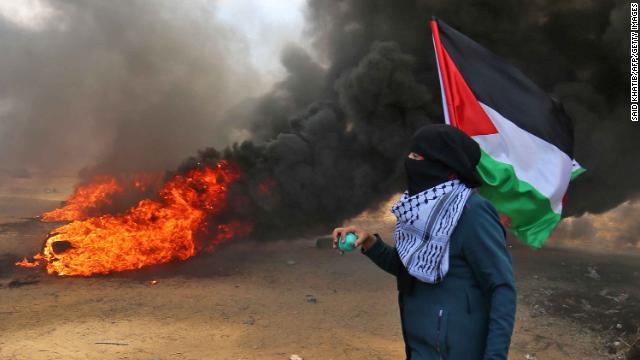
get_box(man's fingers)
[331,228,340,239]
[342,226,357,240]
[331,226,370,252]
[332,227,344,248]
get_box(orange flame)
[18,161,252,276]
[41,175,122,222]
[15,256,41,268]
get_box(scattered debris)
[305,295,317,304]
[530,304,546,318]
[524,353,537,360]
[611,293,629,303]
[607,340,623,354]
[290,355,303,360]
[539,288,553,296]
[585,266,601,280]
[94,341,128,346]
[8,277,40,288]
[580,299,593,311]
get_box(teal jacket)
[363,192,516,360]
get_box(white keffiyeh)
[391,179,472,284]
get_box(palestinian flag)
[430,18,585,247]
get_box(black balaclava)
[405,124,482,195]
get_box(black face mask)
[405,157,453,195]
[405,124,482,196]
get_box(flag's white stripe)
[473,103,573,214]
[432,36,451,125]
[571,159,584,172]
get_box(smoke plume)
[2,0,636,244]
[181,41,431,236]
[0,0,258,176]
[178,0,636,238]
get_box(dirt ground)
[0,175,638,360]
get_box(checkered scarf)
[391,179,472,284]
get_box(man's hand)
[331,226,376,253]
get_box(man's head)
[405,124,482,195]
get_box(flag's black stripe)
[436,19,574,158]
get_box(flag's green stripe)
[570,166,586,181]
[476,150,560,248]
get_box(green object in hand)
[338,232,358,252]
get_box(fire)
[41,175,122,222]
[18,161,252,276]
[41,172,164,222]
[15,256,41,268]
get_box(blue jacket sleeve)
[461,198,516,360]
[361,234,401,277]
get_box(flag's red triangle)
[431,20,497,136]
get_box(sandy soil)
[0,176,638,360]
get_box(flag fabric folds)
[430,18,585,247]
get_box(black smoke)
[179,0,636,239]
[0,0,258,177]
[303,0,635,217]
[2,1,635,243]
[181,41,431,236]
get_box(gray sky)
[0,0,309,87]
[213,0,309,84]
